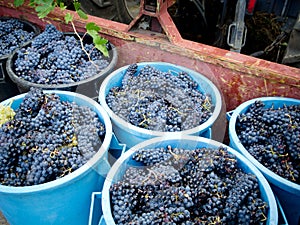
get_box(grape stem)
[202,96,212,111]
[142,168,159,184]
[207,216,221,224]
[167,145,184,161]
[70,21,98,68]
[169,106,185,115]
[60,167,72,177]
[283,160,296,181]
[50,149,59,158]
[138,114,151,127]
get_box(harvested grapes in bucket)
[110,146,269,224]
[236,100,300,184]
[0,18,36,57]
[0,88,106,186]
[12,24,110,84]
[106,64,214,132]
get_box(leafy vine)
[13,0,109,57]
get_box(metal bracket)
[125,0,183,44]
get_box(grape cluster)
[13,24,110,85]
[0,88,106,186]
[0,18,35,56]
[106,64,214,132]
[236,100,300,184]
[110,145,269,224]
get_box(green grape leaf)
[59,2,67,10]
[34,0,55,18]
[93,36,109,57]
[86,29,98,39]
[77,9,88,20]
[93,35,108,45]
[95,43,109,58]
[86,22,100,32]
[86,23,108,56]
[73,1,81,11]
[14,0,24,7]
[56,0,64,5]
[65,13,73,24]
[29,0,35,7]
[36,4,55,18]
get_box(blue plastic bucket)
[0,90,113,225]
[228,97,300,225]
[100,136,278,225]
[99,62,222,148]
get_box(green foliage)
[93,35,109,57]
[86,22,100,32]
[13,0,24,7]
[59,2,67,10]
[13,0,109,57]
[85,22,108,57]
[28,0,56,18]
[65,12,73,24]
[73,0,80,11]
[76,9,88,20]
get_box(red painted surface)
[0,1,299,111]
[126,0,183,44]
[247,0,257,14]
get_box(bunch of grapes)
[236,100,300,184]
[106,64,214,132]
[0,18,36,56]
[110,145,269,225]
[0,88,106,186]
[13,24,110,85]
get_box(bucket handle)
[110,134,126,155]
[276,196,289,225]
[226,110,234,121]
[99,216,106,225]
[88,192,102,225]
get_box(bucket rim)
[99,61,222,138]
[0,90,113,193]
[101,135,278,225]
[228,96,300,192]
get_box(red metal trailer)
[1,0,299,111]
